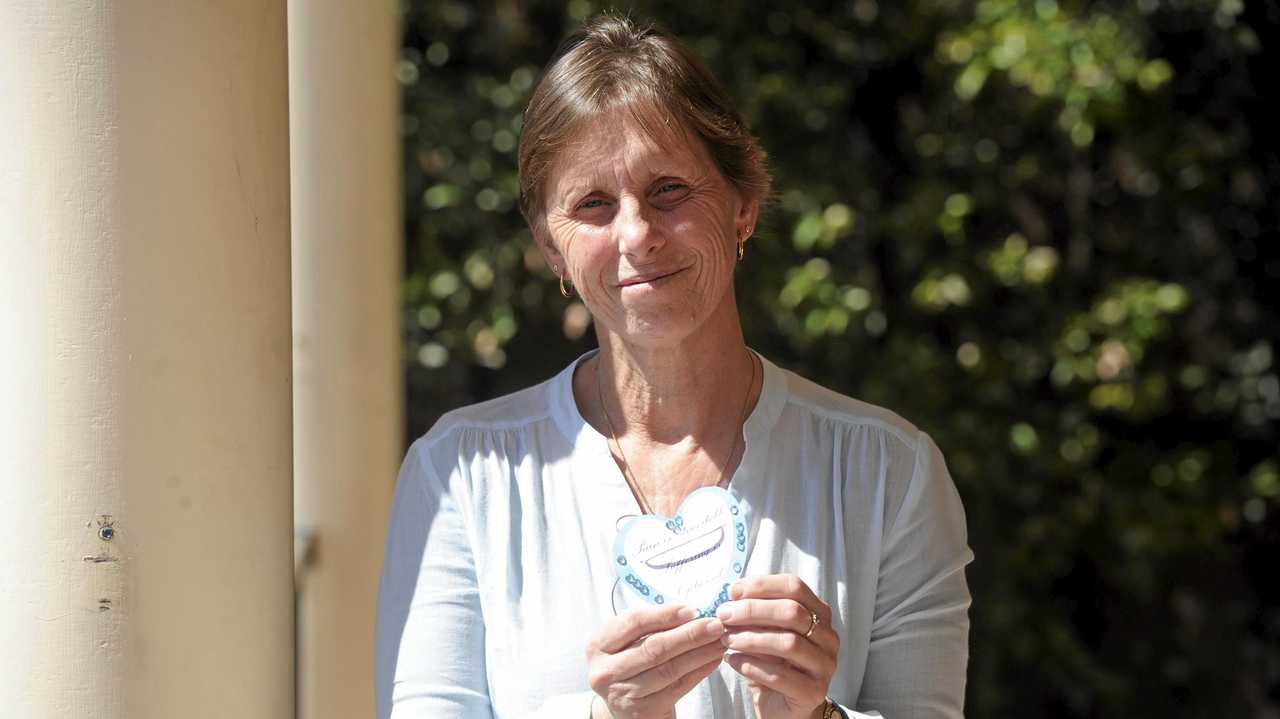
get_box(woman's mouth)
[618,266,688,290]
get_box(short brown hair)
[517,13,772,229]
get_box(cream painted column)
[288,1,402,717]
[0,2,294,717]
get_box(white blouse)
[375,351,973,719]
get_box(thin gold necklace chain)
[595,349,759,516]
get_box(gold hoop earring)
[559,275,573,298]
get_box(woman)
[375,13,972,719]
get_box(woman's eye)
[657,182,687,194]
[577,198,607,210]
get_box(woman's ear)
[734,195,761,242]
[534,224,566,277]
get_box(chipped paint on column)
[0,1,128,716]
[0,1,293,717]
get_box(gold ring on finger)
[804,609,819,638]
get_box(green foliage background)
[398,1,1279,715]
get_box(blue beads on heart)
[625,573,651,596]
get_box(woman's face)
[539,111,757,349]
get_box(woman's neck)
[594,335,754,447]
[575,298,761,464]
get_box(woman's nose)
[613,197,664,259]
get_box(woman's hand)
[586,604,727,719]
[716,575,840,719]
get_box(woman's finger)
[716,598,839,656]
[593,616,724,686]
[731,575,830,623]
[624,639,727,697]
[720,629,836,680]
[644,655,725,709]
[725,652,827,710]
[590,605,698,655]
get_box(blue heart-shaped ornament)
[613,486,749,618]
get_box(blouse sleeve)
[373,439,600,719]
[854,431,974,718]
[374,438,493,718]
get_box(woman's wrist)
[810,697,843,719]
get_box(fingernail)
[705,619,723,636]
[716,605,734,622]
[730,581,745,599]
[677,607,696,621]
